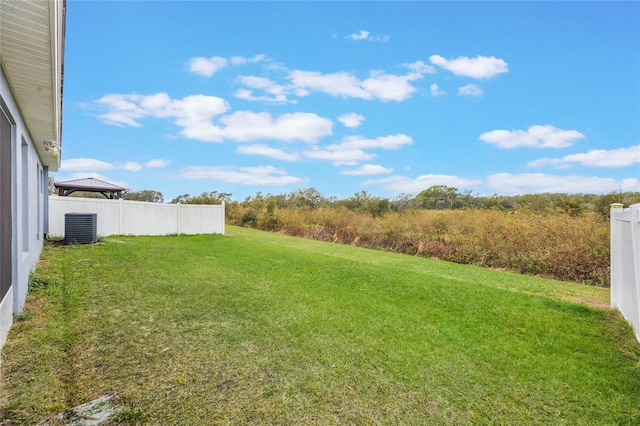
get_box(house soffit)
[0,0,65,171]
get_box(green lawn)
[1,226,638,425]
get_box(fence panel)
[119,201,180,236]
[178,204,225,235]
[48,196,225,237]
[610,203,640,341]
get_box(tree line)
[123,185,640,218]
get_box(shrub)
[234,206,610,286]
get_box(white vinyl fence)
[610,203,640,341]
[49,196,225,237]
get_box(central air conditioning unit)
[64,213,97,244]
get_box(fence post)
[176,203,182,235]
[633,204,640,340]
[221,202,225,235]
[118,198,124,235]
[610,203,624,309]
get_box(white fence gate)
[48,196,225,237]
[610,203,640,341]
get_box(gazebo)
[54,178,125,199]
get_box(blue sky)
[57,1,640,202]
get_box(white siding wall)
[1,66,47,348]
[48,197,225,237]
[15,137,45,314]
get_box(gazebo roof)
[54,178,125,199]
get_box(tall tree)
[414,185,461,210]
[286,187,326,209]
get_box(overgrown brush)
[229,206,610,286]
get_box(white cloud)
[288,70,421,102]
[95,94,146,127]
[347,30,370,40]
[238,65,425,104]
[188,54,266,77]
[188,56,228,77]
[172,94,231,127]
[121,162,143,172]
[61,158,116,172]
[229,54,266,65]
[96,93,230,129]
[235,76,292,104]
[338,113,365,128]
[236,144,300,161]
[329,134,413,151]
[361,72,423,101]
[168,94,232,142]
[235,89,287,104]
[430,83,445,96]
[220,111,332,143]
[349,30,370,40]
[96,92,332,143]
[238,75,284,89]
[137,93,177,118]
[458,84,483,96]
[364,174,482,193]
[528,145,640,168]
[289,70,370,99]
[180,165,306,186]
[480,125,585,149]
[178,122,227,142]
[303,148,376,166]
[342,164,392,176]
[304,134,412,166]
[347,30,389,42]
[406,61,436,74]
[429,55,509,79]
[96,113,141,128]
[620,178,640,192]
[145,159,170,168]
[486,173,640,195]
[61,157,171,174]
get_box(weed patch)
[27,272,51,292]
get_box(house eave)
[0,0,65,171]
